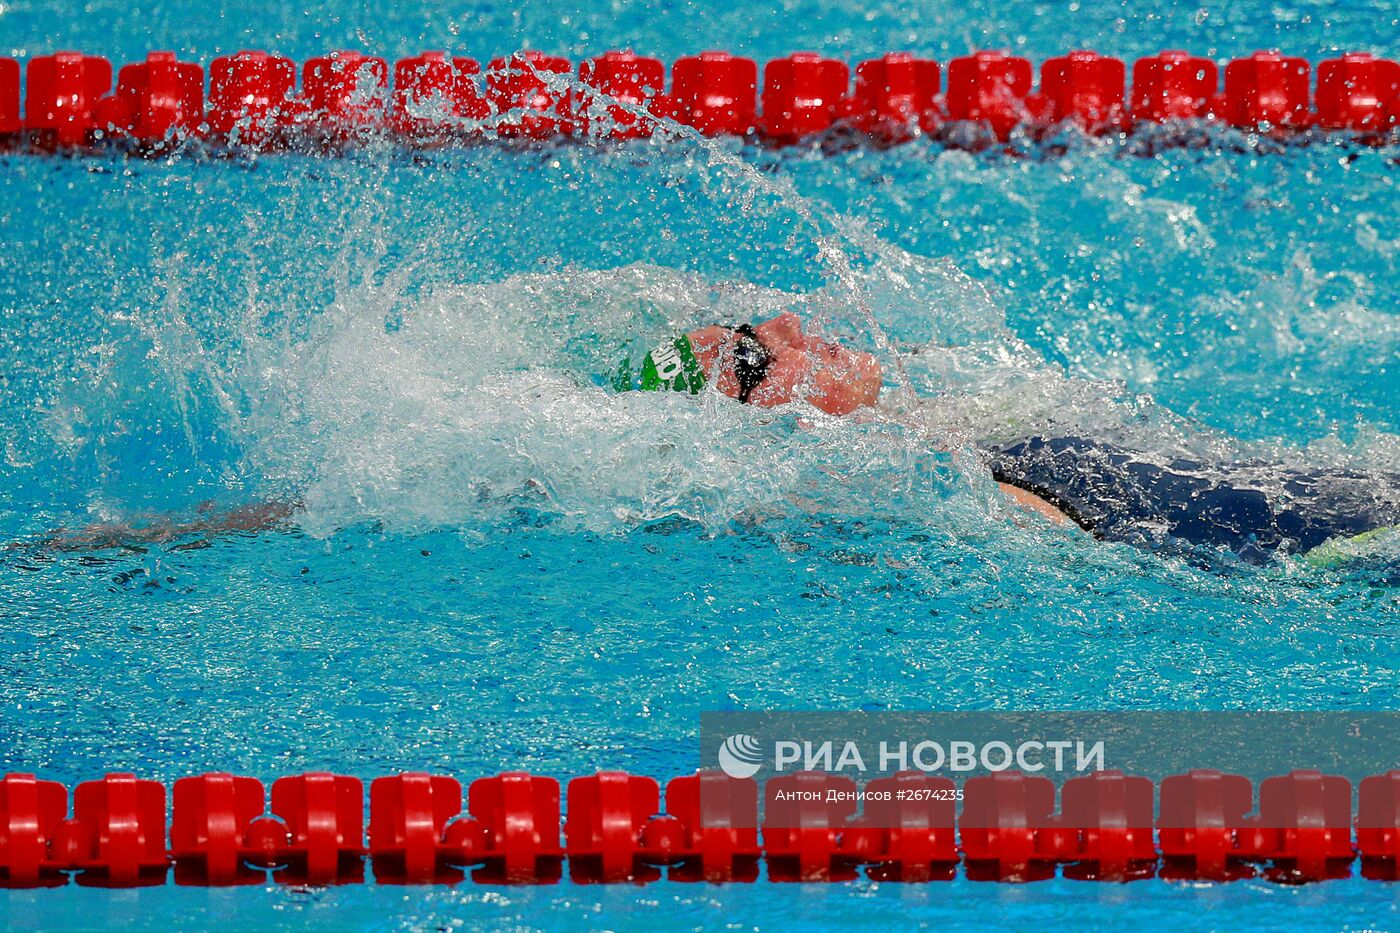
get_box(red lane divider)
[466,771,565,883]
[1252,770,1355,882]
[207,50,297,147]
[1040,50,1128,134]
[944,50,1036,142]
[487,50,575,140]
[170,773,268,885]
[96,51,204,145]
[0,774,67,887]
[1359,771,1400,881]
[1058,770,1157,881]
[578,51,665,140]
[302,51,389,141]
[1,48,1397,154]
[850,53,941,143]
[762,771,860,882]
[1221,50,1312,130]
[760,52,850,143]
[1317,52,1400,132]
[565,771,661,882]
[369,773,465,884]
[271,772,366,884]
[1158,769,1257,881]
[1,57,22,136]
[1131,51,1218,122]
[669,50,758,137]
[840,771,958,882]
[646,771,762,882]
[22,51,112,147]
[392,52,488,143]
[62,774,168,887]
[4,768,1400,886]
[960,770,1059,881]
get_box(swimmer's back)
[985,436,1400,563]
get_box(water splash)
[2,70,1393,560]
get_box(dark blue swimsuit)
[985,437,1399,563]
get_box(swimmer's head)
[616,312,883,416]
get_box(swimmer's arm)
[37,499,301,551]
[781,482,1074,529]
[998,482,1074,526]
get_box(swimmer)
[614,312,1399,566]
[38,312,1398,565]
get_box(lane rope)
[2,768,1397,885]
[1,49,1397,154]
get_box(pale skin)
[690,312,1073,526]
[686,312,882,416]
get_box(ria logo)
[716,733,764,779]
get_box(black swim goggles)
[727,324,773,404]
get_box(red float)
[564,771,661,882]
[960,771,1058,881]
[96,51,204,144]
[1249,770,1353,882]
[1130,51,1218,122]
[169,773,268,885]
[208,50,297,147]
[1221,50,1312,129]
[760,52,850,143]
[0,58,19,136]
[850,53,941,140]
[368,772,466,884]
[301,51,389,137]
[60,774,168,887]
[841,771,957,882]
[1038,50,1128,133]
[486,51,574,140]
[645,771,761,882]
[669,51,758,136]
[392,52,488,141]
[762,771,858,881]
[1158,769,1256,880]
[1315,52,1400,132]
[24,51,113,147]
[945,50,1035,141]
[577,51,665,139]
[0,774,68,887]
[269,773,365,885]
[1056,770,1157,880]
[1358,770,1400,880]
[467,771,565,882]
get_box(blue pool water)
[1,0,1398,928]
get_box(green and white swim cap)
[612,334,707,395]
